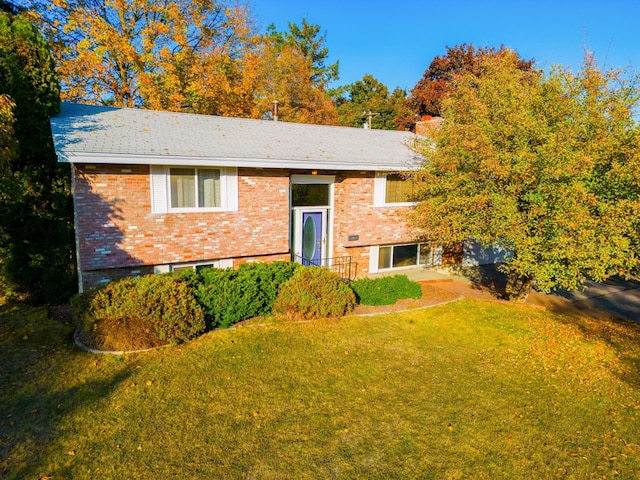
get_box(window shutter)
[225,167,239,211]
[369,245,379,273]
[150,166,168,213]
[373,173,386,207]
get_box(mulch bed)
[351,280,464,315]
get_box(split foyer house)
[51,103,500,292]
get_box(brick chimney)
[415,115,443,136]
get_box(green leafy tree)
[335,74,411,130]
[0,9,75,303]
[411,51,640,301]
[266,17,339,87]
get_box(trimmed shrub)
[273,266,356,320]
[350,275,422,305]
[192,261,300,329]
[72,274,205,349]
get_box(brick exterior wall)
[73,165,417,290]
[332,172,417,276]
[74,165,291,290]
[82,265,156,290]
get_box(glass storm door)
[302,211,323,265]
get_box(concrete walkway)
[552,278,640,322]
[370,265,640,323]
[369,266,478,284]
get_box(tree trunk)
[505,273,535,303]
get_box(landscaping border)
[72,295,466,354]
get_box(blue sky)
[249,0,640,92]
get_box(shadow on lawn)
[442,265,640,388]
[448,263,509,299]
[555,313,640,388]
[0,303,132,479]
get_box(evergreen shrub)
[350,275,422,305]
[71,274,205,349]
[190,261,300,328]
[273,266,356,320]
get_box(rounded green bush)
[72,274,205,348]
[273,266,356,320]
[350,275,422,305]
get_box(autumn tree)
[0,8,75,303]
[0,94,16,173]
[249,34,338,124]
[21,0,258,113]
[266,17,339,87]
[250,18,338,124]
[411,51,640,301]
[335,74,410,130]
[408,44,534,120]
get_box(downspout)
[70,165,84,293]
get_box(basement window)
[378,243,435,270]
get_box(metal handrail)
[293,254,357,282]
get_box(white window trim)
[150,165,238,214]
[290,174,335,185]
[373,171,419,207]
[154,258,234,274]
[369,242,442,273]
[290,174,335,263]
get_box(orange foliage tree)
[26,0,258,113]
[248,35,338,124]
[407,44,534,120]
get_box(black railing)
[293,254,357,282]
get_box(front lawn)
[1,299,640,478]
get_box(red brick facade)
[73,165,417,290]
[333,172,417,276]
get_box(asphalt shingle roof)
[50,103,424,171]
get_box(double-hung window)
[384,173,415,203]
[150,165,238,213]
[170,168,221,209]
[374,172,420,206]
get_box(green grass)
[2,299,640,478]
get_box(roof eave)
[57,151,422,172]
